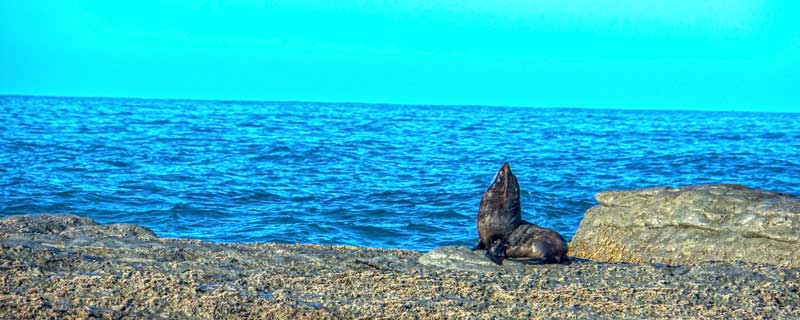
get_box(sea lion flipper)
[485,250,504,265]
[471,239,486,251]
[485,239,507,265]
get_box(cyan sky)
[1,1,798,112]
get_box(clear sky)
[1,1,798,112]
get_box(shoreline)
[2,214,798,319]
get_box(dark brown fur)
[473,163,522,252]
[473,163,569,265]
[501,222,569,264]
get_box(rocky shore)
[2,185,799,319]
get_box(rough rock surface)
[418,246,537,274]
[570,184,800,267]
[1,214,799,319]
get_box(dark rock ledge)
[2,185,799,319]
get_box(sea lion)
[492,223,569,264]
[473,162,523,263]
[472,162,569,265]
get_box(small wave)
[404,222,445,233]
[268,145,291,153]
[135,119,172,125]
[426,209,470,220]
[758,132,786,139]
[97,159,130,168]
[0,176,25,187]
[286,194,316,202]
[167,203,229,218]
[351,223,407,239]
[53,166,87,173]
[233,191,282,202]
[249,154,279,162]
[2,203,72,215]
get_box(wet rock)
[0,213,95,235]
[570,184,800,267]
[0,213,157,244]
[59,223,157,240]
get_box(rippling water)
[1,96,798,250]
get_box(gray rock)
[59,223,157,240]
[0,213,96,235]
[570,184,800,267]
[420,246,544,273]
[0,213,157,240]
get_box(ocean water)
[1,95,799,251]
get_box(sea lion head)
[484,162,521,215]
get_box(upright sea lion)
[473,163,523,262]
[473,162,569,265]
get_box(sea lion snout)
[489,163,518,196]
[498,162,509,175]
[493,162,511,180]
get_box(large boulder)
[569,184,800,267]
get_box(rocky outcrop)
[0,214,97,235]
[570,184,800,267]
[0,214,157,240]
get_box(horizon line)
[1,93,796,115]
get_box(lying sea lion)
[473,163,522,259]
[473,162,569,265]
[492,223,569,264]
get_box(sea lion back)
[505,223,569,263]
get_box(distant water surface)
[1,96,799,251]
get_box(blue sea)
[1,95,798,250]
